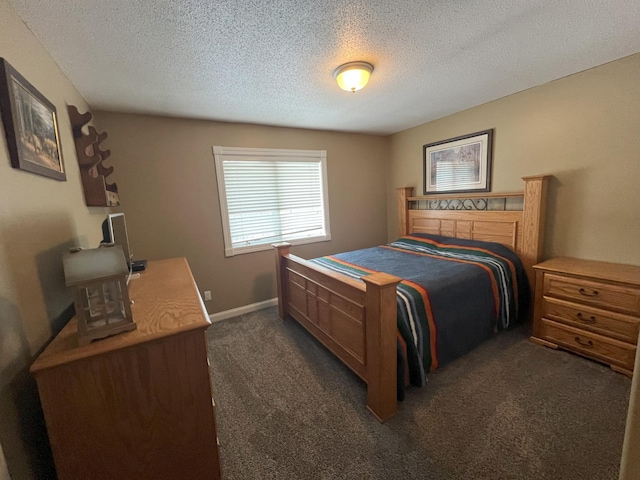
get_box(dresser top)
[534,257,640,286]
[31,257,211,374]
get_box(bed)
[273,175,549,422]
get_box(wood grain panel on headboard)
[408,210,523,254]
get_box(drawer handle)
[578,288,599,297]
[576,312,596,324]
[574,336,594,348]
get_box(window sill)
[224,234,332,257]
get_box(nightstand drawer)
[543,273,640,315]
[541,319,636,370]
[543,297,640,343]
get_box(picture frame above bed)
[423,129,492,195]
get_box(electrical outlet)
[204,291,212,301]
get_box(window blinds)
[214,147,330,256]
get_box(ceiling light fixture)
[333,61,374,92]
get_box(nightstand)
[531,257,640,376]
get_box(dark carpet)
[206,307,631,480]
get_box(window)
[213,146,331,257]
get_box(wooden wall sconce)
[68,105,119,206]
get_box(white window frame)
[213,146,331,257]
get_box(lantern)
[63,245,136,345]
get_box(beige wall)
[0,0,108,477]
[620,332,640,480]
[0,444,9,480]
[92,112,390,313]
[388,54,640,266]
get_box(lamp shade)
[334,61,373,92]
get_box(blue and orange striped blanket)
[310,233,530,393]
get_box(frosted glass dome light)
[334,62,374,92]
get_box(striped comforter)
[310,233,530,392]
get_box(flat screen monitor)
[101,213,146,271]
[102,213,131,263]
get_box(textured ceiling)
[8,0,640,135]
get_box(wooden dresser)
[531,257,640,377]
[31,258,221,479]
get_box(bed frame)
[274,175,549,422]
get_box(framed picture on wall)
[423,129,492,194]
[0,58,66,181]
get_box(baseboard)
[209,297,278,323]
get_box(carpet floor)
[206,307,631,480]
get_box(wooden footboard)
[273,243,401,422]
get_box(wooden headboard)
[397,175,549,288]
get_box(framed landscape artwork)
[0,58,66,181]
[423,129,493,194]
